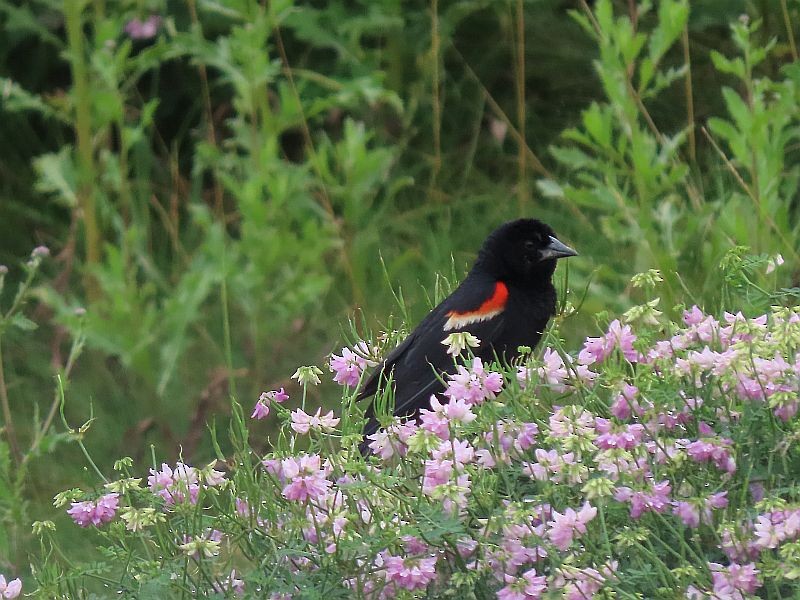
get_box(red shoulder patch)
[444,281,508,331]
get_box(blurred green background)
[1,0,799,573]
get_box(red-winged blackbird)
[359,219,577,449]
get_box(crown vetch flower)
[384,554,438,591]
[444,357,503,405]
[442,331,481,357]
[147,462,201,505]
[251,388,288,420]
[0,575,22,599]
[709,562,761,597]
[292,365,323,386]
[498,568,547,600]
[281,454,331,503]
[66,493,119,527]
[367,419,419,460]
[124,15,162,39]
[419,404,451,439]
[429,395,477,425]
[579,319,638,365]
[290,407,340,434]
[329,342,377,386]
[546,502,597,551]
[614,480,671,519]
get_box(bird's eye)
[524,240,537,251]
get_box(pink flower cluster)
[614,480,672,519]
[329,341,377,387]
[578,319,638,365]
[546,502,597,551]
[67,493,119,527]
[267,454,332,504]
[444,357,503,404]
[290,407,340,434]
[61,303,800,597]
[673,492,728,528]
[251,388,288,420]
[497,568,547,600]
[555,562,617,600]
[687,562,760,599]
[366,418,419,460]
[382,553,438,591]
[148,461,225,506]
[517,347,598,392]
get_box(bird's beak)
[541,236,578,260]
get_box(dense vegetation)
[1,0,800,597]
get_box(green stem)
[0,336,20,464]
[64,0,102,300]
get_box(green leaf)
[9,313,37,331]
[33,148,79,207]
[536,179,565,199]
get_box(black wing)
[359,274,507,438]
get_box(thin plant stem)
[64,1,101,300]
[186,0,225,218]
[430,0,442,185]
[0,336,20,464]
[780,0,799,62]
[451,48,551,180]
[26,330,84,460]
[221,245,236,401]
[515,0,527,213]
[682,24,696,164]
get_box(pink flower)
[147,462,201,505]
[0,575,22,599]
[498,568,547,599]
[614,480,671,519]
[594,418,644,450]
[251,388,288,420]
[686,438,736,473]
[281,454,331,503]
[549,406,595,438]
[607,319,639,362]
[674,501,700,528]
[578,334,612,365]
[432,438,475,468]
[547,502,597,551]
[444,357,503,405]
[579,320,638,365]
[124,15,162,40]
[522,449,584,484]
[420,404,451,439]
[514,422,539,452]
[290,408,340,434]
[674,492,727,530]
[366,419,418,460]
[683,305,706,326]
[709,562,760,597]
[422,458,454,492]
[437,396,477,424]
[384,554,438,591]
[329,342,377,387]
[212,569,245,596]
[610,383,640,420]
[533,348,570,392]
[752,515,781,549]
[67,493,119,527]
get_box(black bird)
[358,219,577,449]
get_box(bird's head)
[475,219,577,285]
